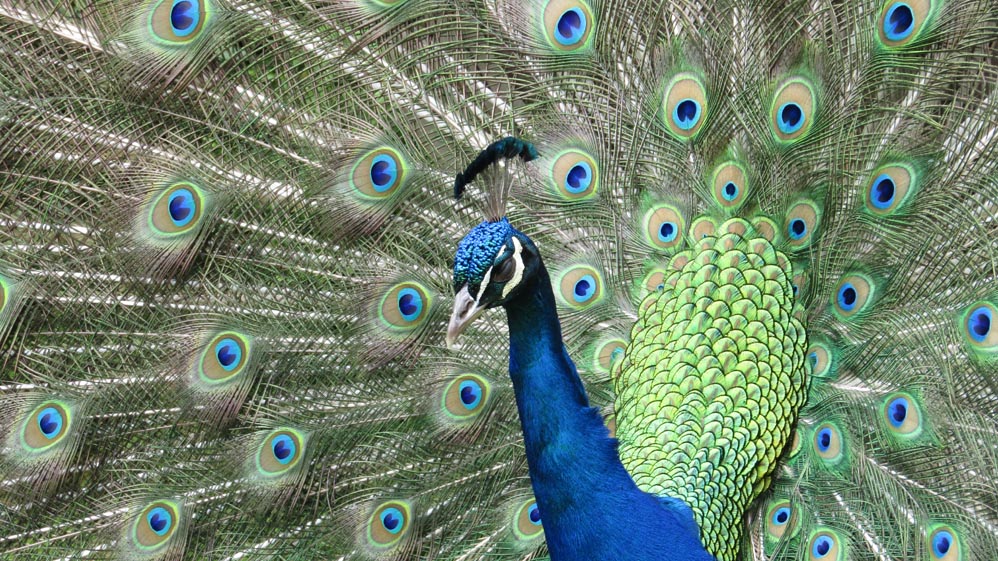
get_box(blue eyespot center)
[673,99,702,131]
[147,507,172,536]
[888,397,908,427]
[789,218,807,239]
[837,283,857,311]
[933,530,953,556]
[885,3,914,40]
[816,428,832,451]
[658,221,677,242]
[167,188,196,227]
[611,347,624,360]
[968,306,992,342]
[813,535,832,557]
[773,507,791,525]
[459,380,482,409]
[272,434,295,464]
[565,162,592,194]
[555,8,586,45]
[215,338,241,371]
[170,0,199,36]
[528,503,542,525]
[370,154,399,192]
[381,507,404,534]
[723,182,738,201]
[872,174,896,208]
[778,102,804,134]
[397,288,423,321]
[38,407,62,438]
[573,275,597,303]
[808,352,818,368]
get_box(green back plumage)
[1,0,996,560]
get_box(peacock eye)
[491,258,516,283]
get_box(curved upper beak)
[446,285,486,349]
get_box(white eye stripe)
[475,244,506,302]
[476,267,492,303]
[502,238,525,298]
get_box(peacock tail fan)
[1,0,996,560]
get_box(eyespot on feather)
[149,0,211,45]
[257,428,305,476]
[711,161,748,209]
[878,1,937,48]
[765,499,799,541]
[751,216,778,242]
[542,0,594,51]
[813,422,844,463]
[367,501,412,548]
[148,182,205,236]
[550,149,598,200]
[512,499,544,541]
[864,164,917,215]
[784,200,820,248]
[21,401,72,452]
[641,268,670,293]
[351,147,407,199]
[832,273,875,319]
[927,524,962,561]
[807,343,833,378]
[644,205,685,250]
[961,302,997,351]
[882,392,923,437]
[132,500,180,550]
[690,215,717,241]
[442,374,491,420]
[662,73,708,140]
[595,339,627,372]
[788,428,802,458]
[557,265,603,309]
[808,529,844,561]
[770,77,817,143]
[198,331,252,384]
[379,282,432,330]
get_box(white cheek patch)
[501,238,525,298]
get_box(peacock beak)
[447,285,486,349]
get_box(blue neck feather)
[504,260,715,561]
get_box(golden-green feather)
[0,0,996,560]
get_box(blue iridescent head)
[448,218,540,347]
[453,219,514,294]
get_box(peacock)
[1,0,996,559]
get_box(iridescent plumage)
[0,0,996,560]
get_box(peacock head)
[447,218,540,347]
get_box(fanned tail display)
[1,1,996,560]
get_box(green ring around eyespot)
[131,499,181,551]
[366,500,412,548]
[512,499,544,540]
[198,331,252,385]
[441,374,491,421]
[378,282,433,331]
[146,182,206,238]
[769,77,817,144]
[255,427,306,476]
[20,400,73,453]
[147,0,213,47]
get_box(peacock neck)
[503,259,712,560]
[504,263,609,480]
